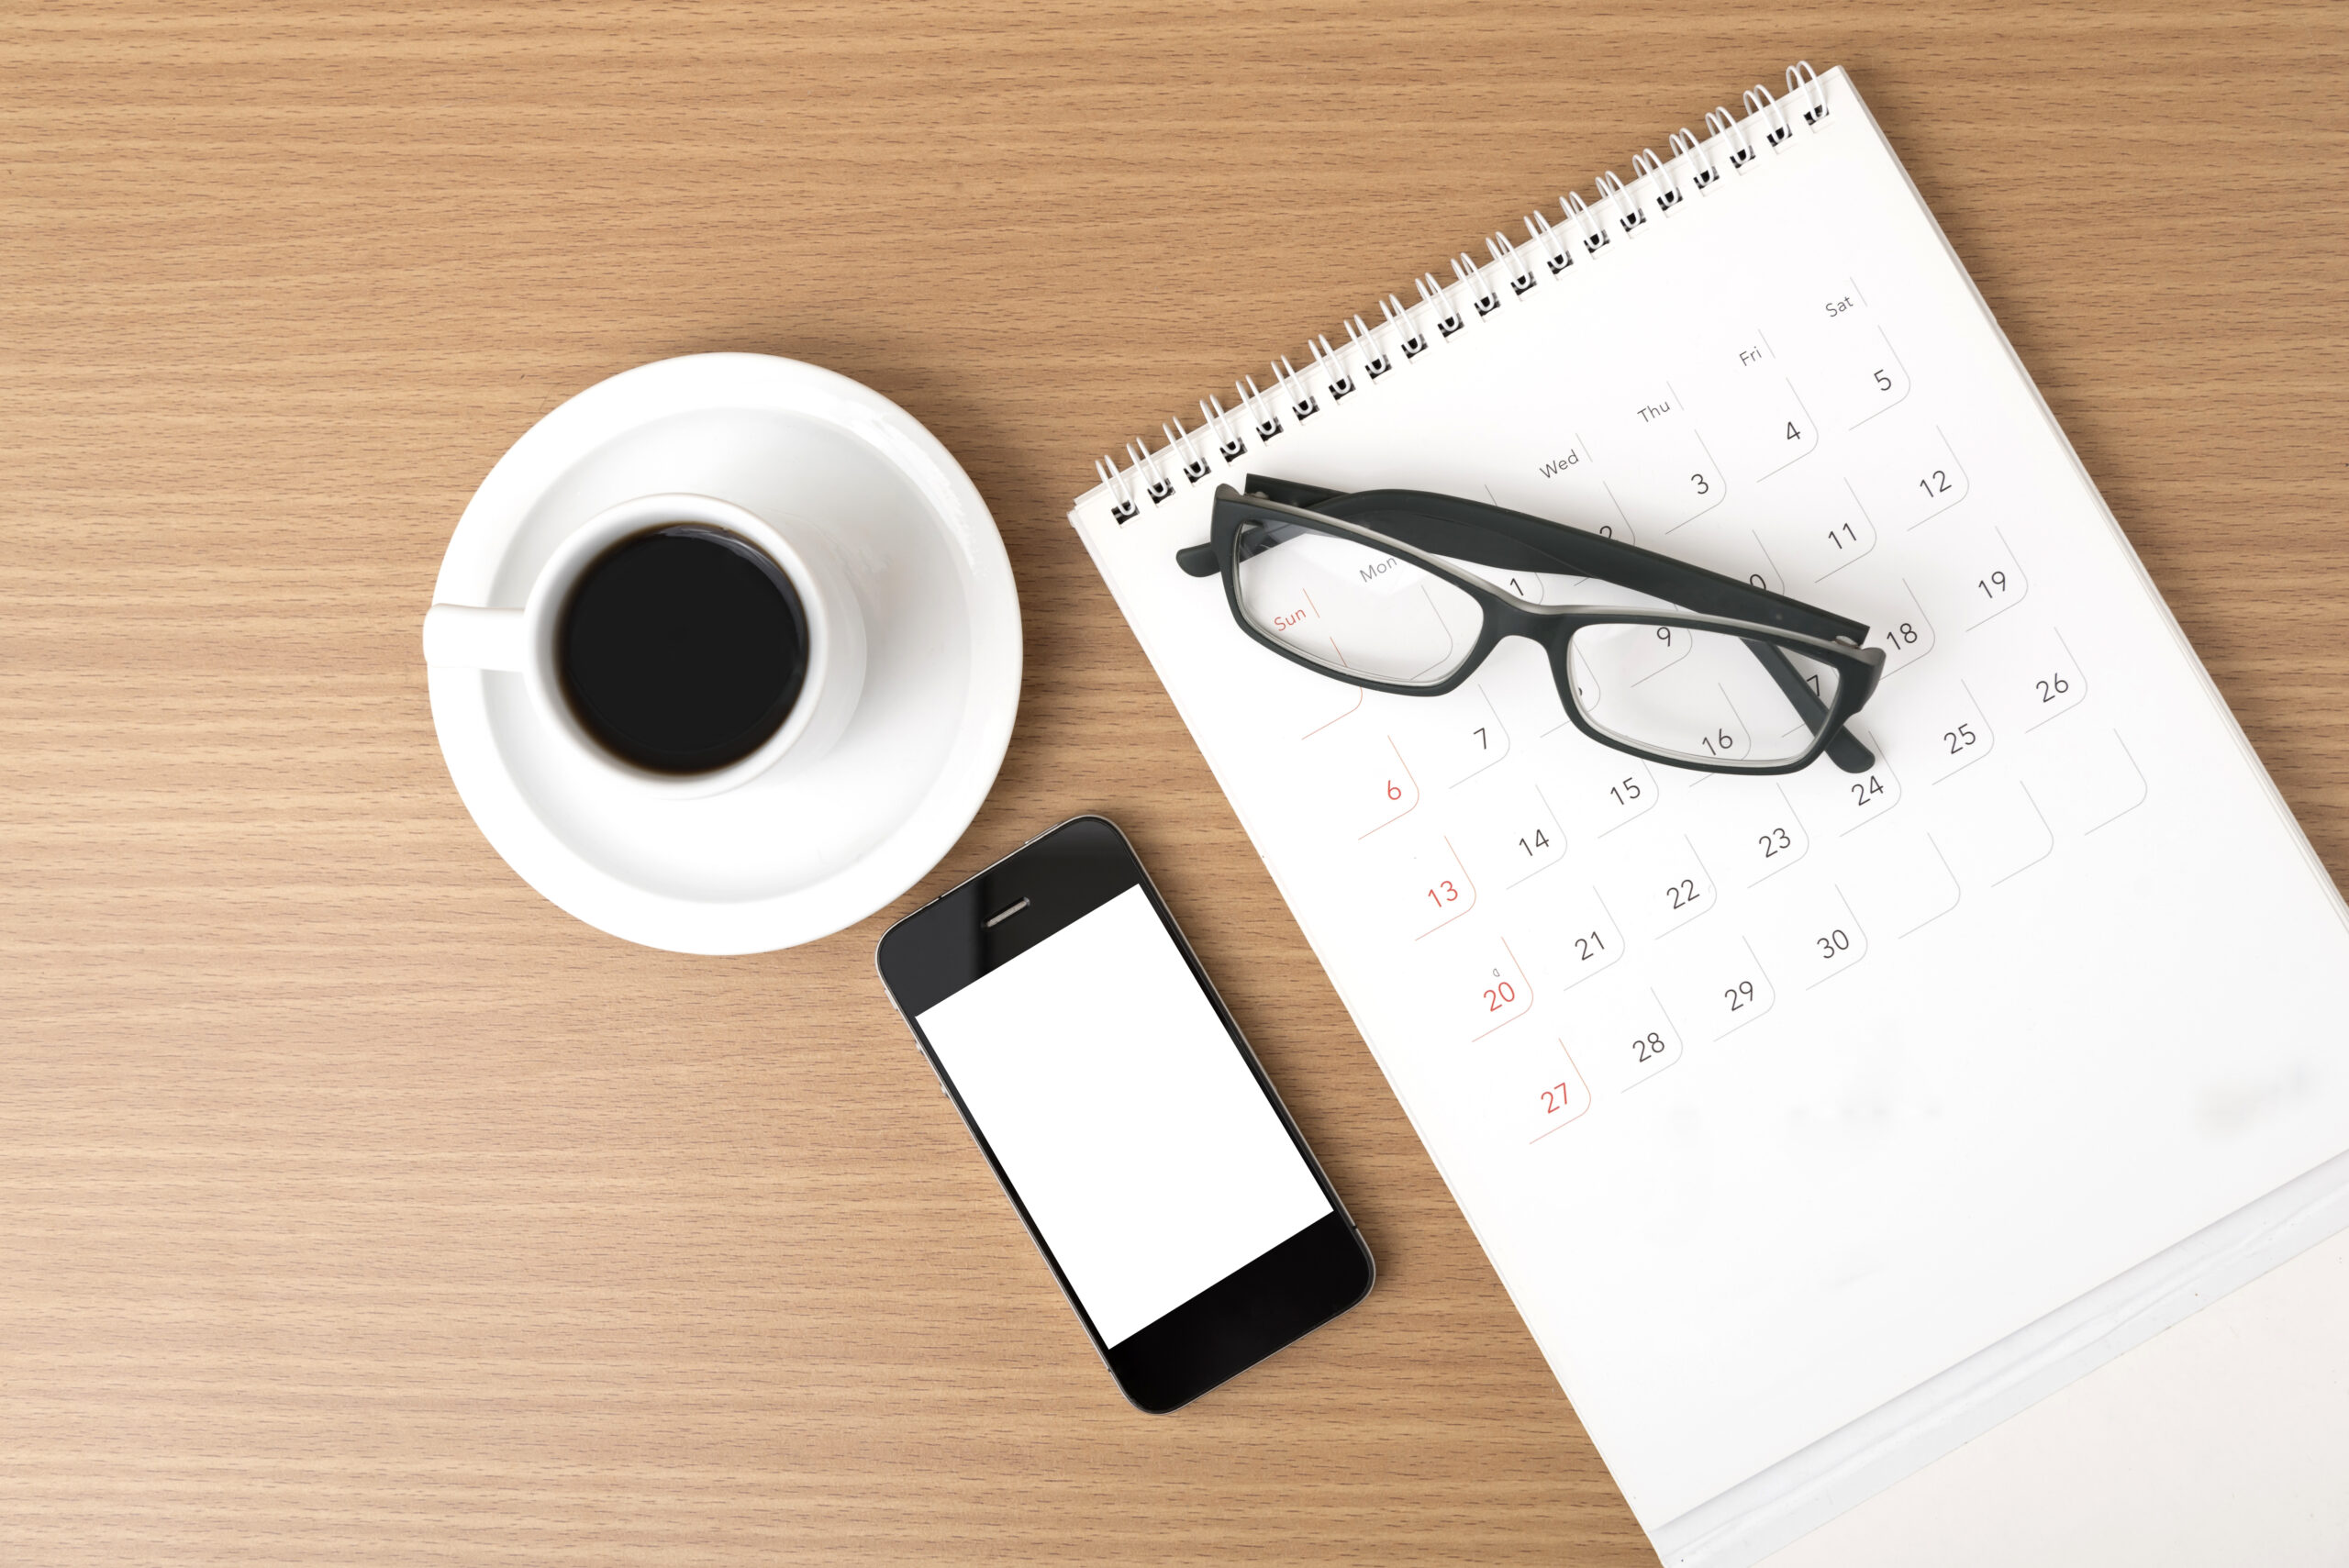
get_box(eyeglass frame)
[1175,479,1887,777]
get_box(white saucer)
[426,354,1021,954]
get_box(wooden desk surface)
[4,4,2343,1562]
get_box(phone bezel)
[874,814,1375,1414]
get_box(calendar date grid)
[1283,275,2143,1140]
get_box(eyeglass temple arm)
[1241,476,1871,645]
[1742,637,1876,773]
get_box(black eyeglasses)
[1176,478,1886,775]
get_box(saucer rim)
[426,352,1021,954]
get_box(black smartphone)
[874,815,1374,1413]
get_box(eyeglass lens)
[1567,625,1841,766]
[1233,519,1484,685]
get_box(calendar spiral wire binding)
[1090,62,1833,525]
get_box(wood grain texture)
[1,3,2343,1562]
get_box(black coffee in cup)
[556,526,809,774]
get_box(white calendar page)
[1071,68,2349,1556]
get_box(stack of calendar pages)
[1069,65,2349,1568]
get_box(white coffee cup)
[421,493,867,800]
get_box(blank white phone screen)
[917,884,1333,1347]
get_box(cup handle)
[423,605,527,671]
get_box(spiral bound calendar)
[1069,65,2349,1567]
